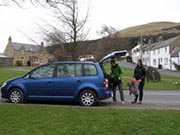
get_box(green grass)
[0,65,180,89]
[121,66,180,90]
[0,66,180,135]
[0,66,29,85]
[0,104,180,135]
[103,63,180,90]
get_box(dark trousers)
[111,79,124,102]
[134,80,145,102]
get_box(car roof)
[47,61,98,65]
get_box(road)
[1,90,180,110]
[98,90,180,110]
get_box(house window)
[147,58,150,64]
[165,47,168,53]
[21,49,24,54]
[153,50,156,55]
[164,58,168,65]
[158,49,160,54]
[158,58,162,64]
[39,58,42,63]
[160,58,162,63]
[153,59,156,66]
[21,57,24,63]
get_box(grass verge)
[0,66,29,85]
[0,65,180,90]
[0,104,180,135]
[103,63,180,90]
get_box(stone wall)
[0,58,13,66]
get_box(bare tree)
[1,0,90,60]
[43,0,90,60]
[0,0,50,7]
[97,24,117,37]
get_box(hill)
[47,22,180,60]
[112,21,180,38]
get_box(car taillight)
[103,79,108,88]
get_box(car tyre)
[79,90,97,106]
[9,88,24,103]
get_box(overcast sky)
[0,0,180,53]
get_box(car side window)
[57,64,75,77]
[75,64,82,76]
[83,64,97,76]
[30,64,55,79]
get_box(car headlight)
[1,82,7,88]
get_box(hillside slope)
[112,22,180,38]
[47,22,180,61]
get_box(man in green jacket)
[110,59,125,104]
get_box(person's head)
[110,59,116,67]
[137,59,142,66]
[131,78,137,84]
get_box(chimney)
[8,36,12,43]
[40,41,44,47]
[158,35,164,42]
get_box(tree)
[0,0,49,7]
[1,0,90,60]
[97,24,117,37]
[44,0,90,60]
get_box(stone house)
[3,37,50,66]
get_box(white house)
[171,47,180,70]
[131,36,180,71]
[131,44,141,63]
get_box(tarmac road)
[1,90,180,110]
[98,90,180,110]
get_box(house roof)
[0,55,13,58]
[12,42,41,53]
[142,44,155,51]
[141,36,180,51]
[171,47,180,57]
[151,36,180,50]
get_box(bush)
[174,62,180,71]
[126,55,133,62]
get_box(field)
[0,65,180,90]
[0,66,30,85]
[0,66,180,135]
[0,104,180,135]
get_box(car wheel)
[9,88,24,103]
[79,90,97,106]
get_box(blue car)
[1,50,128,106]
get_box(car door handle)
[47,81,52,84]
[77,80,82,83]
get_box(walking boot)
[131,94,138,104]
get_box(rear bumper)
[99,89,112,100]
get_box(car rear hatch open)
[99,50,129,65]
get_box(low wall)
[0,57,13,66]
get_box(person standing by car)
[110,59,125,104]
[132,59,146,104]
